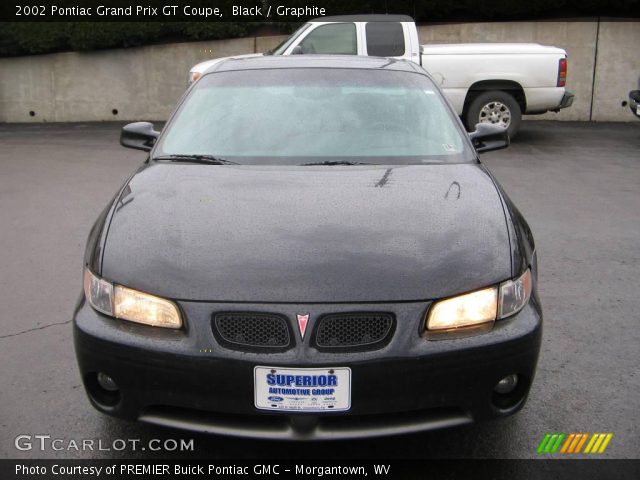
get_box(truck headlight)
[426,269,532,331]
[188,71,201,84]
[83,268,182,329]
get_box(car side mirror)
[469,123,509,153]
[290,45,303,55]
[120,122,160,151]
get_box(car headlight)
[426,286,498,331]
[83,268,182,329]
[426,269,532,331]
[498,268,532,319]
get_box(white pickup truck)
[189,14,574,137]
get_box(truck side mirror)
[469,123,509,153]
[120,122,160,151]
[290,45,303,55]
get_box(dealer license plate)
[254,366,351,412]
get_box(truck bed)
[421,43,565,55]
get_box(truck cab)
[269,14,419,64]
[189,15,573,137]
[189,15,419,84]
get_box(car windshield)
[155,67,474,165]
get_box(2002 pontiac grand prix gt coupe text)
[74,56,542,440]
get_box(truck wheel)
[465,91,521,138]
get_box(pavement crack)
[0,320,71,340]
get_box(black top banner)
[7,1,329,22]
[1,0,639,23]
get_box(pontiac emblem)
[296,314,309,340]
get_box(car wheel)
[465,91,522,138]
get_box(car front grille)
[314,313,395,351]
[212,312,292,351]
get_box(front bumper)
[73,295,542,440]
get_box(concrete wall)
[591,21,640,121]
[1,20,638,123]
[0,36,270,123]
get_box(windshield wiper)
[153,154,239,165]
[300,161,374,166]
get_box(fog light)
[96,372,119,392]
[494,374,518,394]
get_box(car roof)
[310,14,414,23]
[208,55,424,75]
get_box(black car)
[74,56,542,439]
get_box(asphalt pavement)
[0,121,638,459]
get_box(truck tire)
[465,91,522,138]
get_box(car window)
[365,22,405,57]
[157,68,473,165]
[298,23,357,55]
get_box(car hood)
[101,163,511,303]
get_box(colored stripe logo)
[537,433,613,454]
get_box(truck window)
[298,23,357,55]
[270,24,311,55]
[365,22,405,57]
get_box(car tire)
[465,91,522,138]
